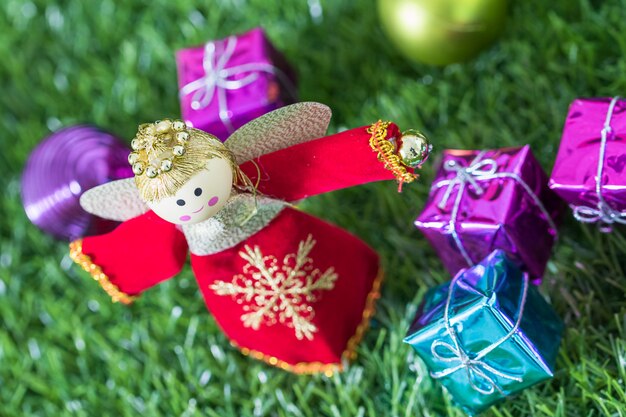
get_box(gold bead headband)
[127,119,190,178]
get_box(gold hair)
[135,128,254,202]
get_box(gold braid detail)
[232,268,384,375]
[368,120,417,191]
[69,240,137,305]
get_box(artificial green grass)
[1,0,626,415]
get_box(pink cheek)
[208,196,219,207]
[179,215,191,222]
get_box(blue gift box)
[404,250,563,415]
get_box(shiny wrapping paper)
[176,27,297,141]
[415,146,563,283]
[549,97,626,210]
[404,250,563,415]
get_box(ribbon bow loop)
[430,339,522,396]
[436,153,498,210]
[572,201,626,232]
[446,157,499,177]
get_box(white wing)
[225,102,332,164]
[79,178,149,221]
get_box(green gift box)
[404,250,563,415]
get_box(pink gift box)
[176,27,297,141]
[415,146,563,283]
[549,97,626,228]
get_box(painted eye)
[176,199,186,206]
[194,187,202,197]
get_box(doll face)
[147,158,233,225]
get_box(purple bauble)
[21,125,133,241]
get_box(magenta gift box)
[415,146,563,283]
[176,27,297,141]
[549,97,626,214]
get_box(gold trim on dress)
[69,239,137,305]
[231,268,385,375]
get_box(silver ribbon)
[435,151,558,267]
[430,272,529,395]
[571,97,626,232]
[179,36,297,134]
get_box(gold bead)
[173,145,185,156]
[176,131,189,143]
[127,152,139,165]
[130,138,141,151]
[146,165,159,178]
[398,130,432,168]
[143,124,156,135]
[172,120,185,131]
[160,159,172,172]
[132,162,144,175]
[155,120,172,134]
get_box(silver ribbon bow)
[434,151,558,267]
[436,154,498,209]
[430,272,529,396]
[179,36,296,134]
[571,96,626,232]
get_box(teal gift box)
[404,250,563,415]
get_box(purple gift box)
[176,27,297,141]
[549,97,626,230]
[415,146,564,283]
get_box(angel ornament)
[70,102,431,374]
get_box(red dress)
[71,122,408,374]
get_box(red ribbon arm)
[239,123,407,202]
[70,211,188,303]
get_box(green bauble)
[378,0,507,66]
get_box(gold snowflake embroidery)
[210,234,338,341]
